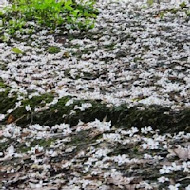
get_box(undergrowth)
[0,0,98,35]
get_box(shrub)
[0,0,98,35]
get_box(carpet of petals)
[0,0,190,189]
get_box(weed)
[0,0,98,35]
[48,46,61,54]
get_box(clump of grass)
[0,0,98,35]
[48,46,61,54]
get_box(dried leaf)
[7,114,15,124]
[21,132,30,138]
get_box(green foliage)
[170,8,178,14]
[7,19,26,35]
[179,1,187,9]
[159,11,165,19]
[0,81,6,88]
[48,46,61,54]
[1,0,98,35]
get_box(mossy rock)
[1,91,189,133]
[113,106,190,133]
[18,138,56,153]
[32,98,109,126]
[6,93,55,126]
[22,93,54,109]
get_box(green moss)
[50,96,71,111]
[7,94,54,126]
[0,90,17,114]
[104,43,115,50]
[69,130,90,146]
[2,91,189,133]
[22,93,54,109]
[48,46,61,54]
[0,81,7,88]
[180,2,187,9]
[19,138,56,153]
[170,8,178,14]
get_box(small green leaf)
[12,47,23,54]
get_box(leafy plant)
[0,0,98,35]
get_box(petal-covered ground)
[0,121,190,189]
[0,0,190,108]
[0,0,190,189]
